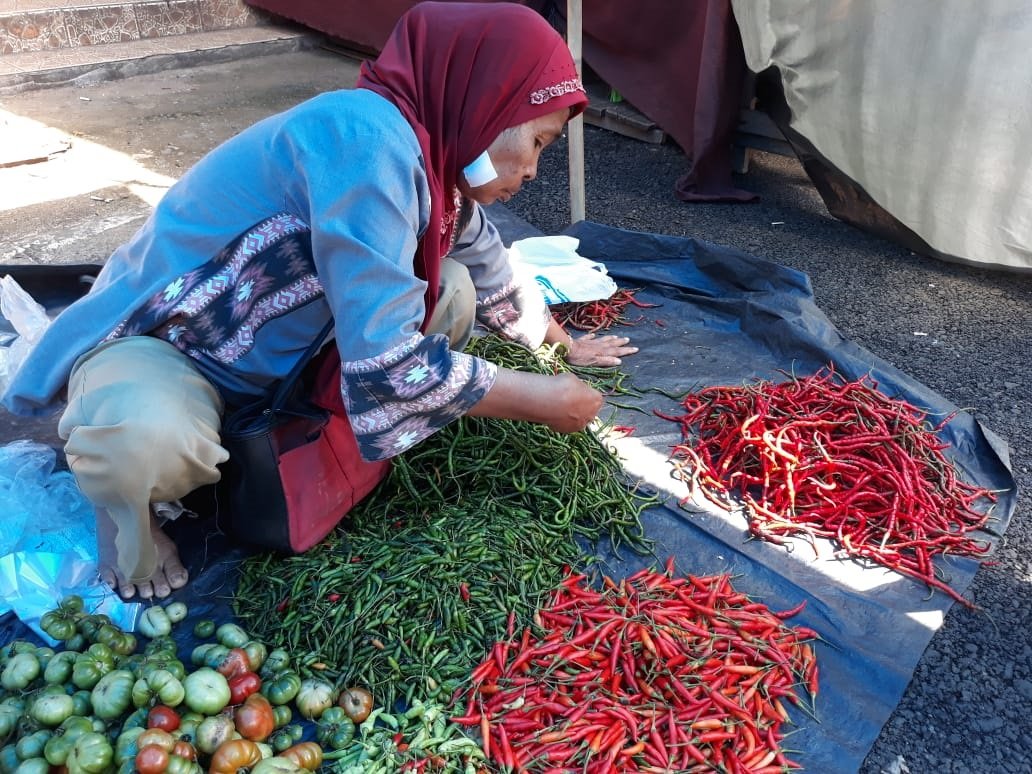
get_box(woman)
[2,2,636,600]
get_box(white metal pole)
[567,0,585,223]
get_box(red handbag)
[218,322,389,553]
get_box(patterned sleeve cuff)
[340,333,497,461]
[477,276,550,349]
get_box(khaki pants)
[60,259,476,582]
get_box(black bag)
[217,322,389,552]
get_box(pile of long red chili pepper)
[552,288,657,333]
[452,564,817,773]
[661,367,997,607]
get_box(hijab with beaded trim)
[357,1,588,325]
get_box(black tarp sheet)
[0,219,1016,773]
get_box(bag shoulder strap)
[268,319,335,412]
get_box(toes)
[166,563,189,590]
[151,572,172,600]
[136,580,155,600]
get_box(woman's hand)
[564,333,638,367]
[467,369,603,433]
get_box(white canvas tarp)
[732,0,1032,271]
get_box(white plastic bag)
[0,275,51,394]
[508,236,618,305]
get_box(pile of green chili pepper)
[235,336,654,711]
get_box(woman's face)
[459,107,570,205]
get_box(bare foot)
[97,508,189,600]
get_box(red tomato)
[136,744,170,774]
[228,671,263,705]
[146,705,181,733]
[216,648,251,680]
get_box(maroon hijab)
[357,1,588,324]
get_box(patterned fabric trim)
[341,334,497,460]
[529,78,585,106]
[477,278,551,349]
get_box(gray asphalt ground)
[0,48,1028,773]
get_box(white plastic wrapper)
[0,552,140,645]
[508,236,618,305]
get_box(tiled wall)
[0,0,265,55]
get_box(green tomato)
[143,637,178,660]
[193,714,235,756]
[214,623,249,649]
[90,669,135,720]
[251,757,304,774]
[163,603,188,624]
[1,654,40,692]
[148,670,185,708]
[267,729,293,753]
[241,641,267,673]
[181,668,230,716]
[136,608,172,640]
[191,620,215,640]
[294,679,334,720]
[43,716,94,766]
[13,756,49,774]
[112,727,144,765]
[258,650,290,680]
[59,596,85,615]
[271,705,291,729]
[67,732,113,774]
[95,626,137,658]
[40,612,77,643]
[76,615,112,643]
[0,705,20,744]
[0,745,18,774]
[28,693,74,728]
[63,634,87,654]
[69,691,92,717]
[15,730,52,762]
[260,672,300,706]
[43,651,76,686]
[315,706,354,750]
[72,645,115,691]
[138,657,186,683]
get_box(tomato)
[270,706,291,729]
[146,706,180,733]
[193,715,234,756]
[241,642,267,674]
[1,653,40,691]
[266,730,292,754]
[251,758,303,774]
[67,732,113,774]
[13,757,49,774]
[338,686,374,724]
[228,672,262,706]
[43,652,76,686]
[216,649,250,681]
[138,657,186,683]
[120,707,149,732]
[257,650,289,680]
[142,637,178,660]
[181,669,230,716]
[72,645,115,691]
[209,739,262,774]
[294,680,334,720]
[0,705,18,744]
[136,729,175,753]
[214,625,249,650]
[135,744,169,774]
[29,693,74,727]
[136,608,172,640]
[16,730,53,761]
[260,672,300,707]
[278,742,322,771]
[0,745,18,774]
[59,596,85,615]
[170,740,195,761]
[64,634,87,653]
[113,727,145,765]
[163,603,188,625]
[69,692,92,718]
[44,716,95,767]
[174,712,203,743]
[96,625,137,657]
[76,615,112,643]
[133,669,185,709]
[233,694,275,742]
[91,669,134,720]
[315,706,354,750]
[191,620,215,640]
[40,611,78,642]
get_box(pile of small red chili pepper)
[452,564,817,773]
[552,288,658,333]
[661,367,997,607]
